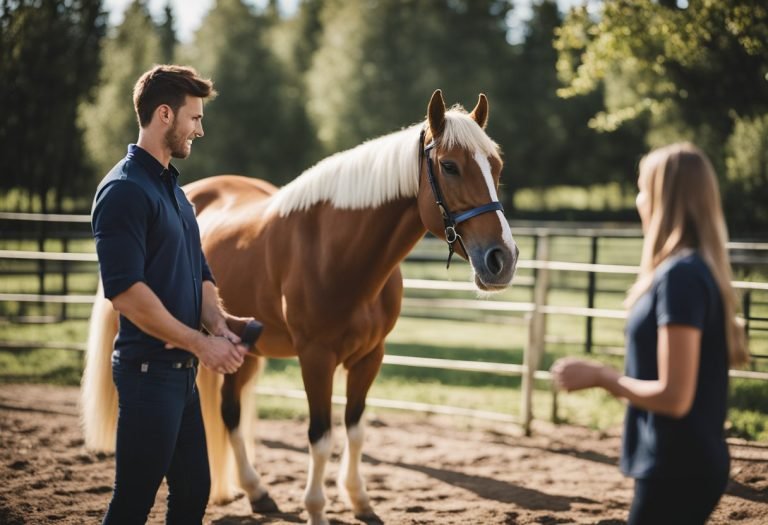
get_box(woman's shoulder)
[654,250,714,289]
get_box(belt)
[112,353,197,371]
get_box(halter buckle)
[445,226,458,244]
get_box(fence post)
[742,290,752,370]
[38,219,46,296]
[521,231,550,436]
[585,235,598,354]
[61,235,69,320]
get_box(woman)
[550,142,749,525]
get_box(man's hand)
[188,332,247,375]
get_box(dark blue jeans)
[102,358,211,525]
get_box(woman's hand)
[550,357,618,392]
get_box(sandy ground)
[0,384,766,525]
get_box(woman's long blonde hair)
[626,142,749,366]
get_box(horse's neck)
[316,198,425,291]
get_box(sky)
[103,0,600,44]
[103,0,296,42]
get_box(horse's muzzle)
[472,243,518,291]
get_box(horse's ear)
[428,89,446,137]
[470,93,489,129]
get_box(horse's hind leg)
[299,349,338,525]
[338,344,384,522]
[220,364,279,513]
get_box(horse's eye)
[440,161,459,176]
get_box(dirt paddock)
[1,384,766,524]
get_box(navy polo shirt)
[91,144,215,362]
[621,251,729,481]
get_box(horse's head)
[417,90,519,291]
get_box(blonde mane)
[266,107,499,217]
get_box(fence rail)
[2,212,767,433]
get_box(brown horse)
[82,90,518,524]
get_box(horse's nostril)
[485,247,505,276]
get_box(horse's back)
[183,175,278,216]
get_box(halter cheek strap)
[419,129,504,268]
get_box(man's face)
[164,96,204,159]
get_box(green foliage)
[178,0,316,185]
[494,1,646,213]
[728,410,768,441]
[557,1,768,129]
[5,0,768,225]
[555,0,768,232]
[305,0,510,154]
[514,183,637,212]
[80,0,167,181]
[158,1,176,63]
[725,113,768,231]
[0,0,106,211]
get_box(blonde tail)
[198,358,264,503]
[198,365,237,502]
[80,281,119,451]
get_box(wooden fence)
[1,212,767,434]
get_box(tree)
[0,0,106,211]
[305,0,511,155]
[287,0,324,75]
[497,0,646,214]
[158,1,176,63]
[555,0,768,230]
[80,0,167,181]
[178,0,316,185]
[725,114,768,230]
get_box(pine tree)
[159,1,176,63]
[80,0,167,180]
[0,0,106,211]
[179,0,315,185]
[305,0,510,154]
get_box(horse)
[81,89,519,525]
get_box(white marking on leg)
[230,427,267,501]
[473,151,516,252]
[304,432,332,525]
[338,423,373,518]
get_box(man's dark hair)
[133,64,217,128]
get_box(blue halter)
[419,129,505,268]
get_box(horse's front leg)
[338,344,383,523]
[299,349,338,525]
[220,366,279,513]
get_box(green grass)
[0,189,90,214]
[1,233,767,440]
[515,183,637,212]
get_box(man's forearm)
[200,280,227,334]
[110,281,203,352]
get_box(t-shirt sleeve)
[655,262,707,330]
[92,181,150,300]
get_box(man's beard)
[164,122,190,159]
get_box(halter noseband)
[419,129,504,268]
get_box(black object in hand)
[241,319,263,347]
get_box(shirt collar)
[127,144,180,183]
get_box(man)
[91,65,249,524]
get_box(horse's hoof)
[250,492,280,513]
[355,511,384,524]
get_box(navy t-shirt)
[91,144,215,362]
[621,251,729,480]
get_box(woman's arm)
[550,324,701,418]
